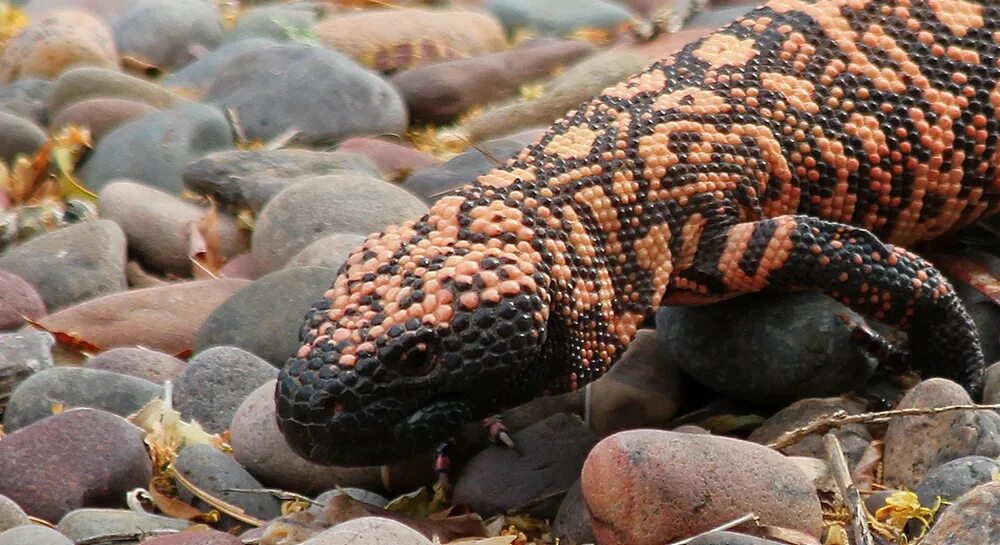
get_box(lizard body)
[277,0,998,466]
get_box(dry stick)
[824,433,874,545]
[169,466,266,527]
[664,513,759,545]
[768,403,1000,451]
[224,487,322,507]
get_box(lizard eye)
[385,341,436,376]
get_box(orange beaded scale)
[277,0,998,466]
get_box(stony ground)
[0,0,998,544]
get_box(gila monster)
[277,0,999,466]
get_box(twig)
[169,466,266,527]
[768,403,1000,451]
[77,529,180,545]
[264,128,301,151]
[665,513,758,545]
[824,434,873,545]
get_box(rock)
[22,0,132,22]
[553,480,594,545]
[83,346,185,384]
[0,409,152,522]
[218,252,258,280]
[47,67,186,117]
[299,517,433,545]
[286,233,366,271]
[0,525,72,545]
[0,495,29,533]
[174,444,281,525]
[919,482,1000,545]
[984,362,1000,405]
[337,137,438,183]
[0,330,53,414]
[0,270,46,330]
[0,111,45,163]
[182,149,380,212]
[655,292,878,404]
[194,267,337,365]
[0,219,126,311]
[687,3,757,29]
[404,133,540,201]
[36,278,250,356]
[582,430,823,545]
[230,381,383,495]
[49,98,159,142]
[454,413,599,519]
[391,38,595,124]
[174,346,278,433]
[587,329,682,437]
[140,529,244,545]
[2,366,160,431]
[0,10,117,83]
[112,0,223,71]
[312,488,389,511]
[252,175,426,273]
[204,44,406,146]
[78,103,233,195]
[313,9,506,72]
[98,180,249,277]
[461,49,650,143]
[748,397,872,467]
[915,455,1000,521]
[948,251,1000,364]
[162,38,278,95]
[56,509,190,543]
[689,532,788,545]
[0,79,53,125]
[882,378,1000,489]
[487,0,635,37]
[226,4,322,44]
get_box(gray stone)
[47,67,186,117]
[79,103,234,194]
[0,270,46,330]
[204,44,406,145]
[404,133,539,201]
[0,525,72,545]
[916,455,1000,521]
[163,38,278,95]
[487,0,635,36]
[83,346,185,384]
[299,517,432,545]
[0,495,29,533]
[0,78,52,125]
[552,480,593,545]
[749,397,872,468]
[0,330,54,415]
[174,346,278,433]
[174,444,281,525]
[56,509,190,543]
[920,482,1000,545]
[112,0,223,71]
[182,148,380,212]
[0,219,127,310]
[655,292,878,404]
[689,532,788,545]
[984,361,1000,405]
[252,175,426,273]
[226,4,322,43]
[49,97,160,142]
[22,0,132,22]
[312,488,389,511]
[3,367,160,431]
[286,233,366,271]
[194,267,336,366]
[0,111,45,163]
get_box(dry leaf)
[148,483,217,522]
[129,382,227,470]
[24,317,103,355]
[758,525,823,545]
[874,490,943,536]
[445,536,516,545]
[851,439,884,491]
[822,524,849,545]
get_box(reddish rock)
[140,528,243,545]
[582,430,822,545]
[920,481,1000,545]
[50,98,159,142]
[0,271,45,330]
[338,138,439,182]
[0,10,118,82]
[749,397,872,468]
[83,346,185,384]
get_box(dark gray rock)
[78,103,233,195]
[174,346,278,433]
[0,78,51,125]
[486,0,634,37]
[916,455,1000,521]
[552,480,593,545]
[0,525,72,545]
[83,346,186,384]
[163,38,279,95]
[112,0,223,71]
[403,133,538,201]
[0,330,53,415]
[0,110,45,163]
[194,267,336,366]
[0,219,127,310]
[174,444,281,526]
[3,367,160,431]
[182,148,379,212]
[655,292,878,404]
[204,44,406,145]
[56,509,190,543]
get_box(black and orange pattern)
[277,0,998,465]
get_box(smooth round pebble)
[552,480,594,545]
[83,346,185,384]
[312,488,389,512]
[0,270,46,330]
[0,330,54,412]
[0,525,72,545]
[915,455,1000,517]
[0,78,53,125]
[286,233,366,271]
[47,66,186,117]
[0,10,117,82]
[226,4,321,43]
[337,137,438,182]
[56,508,190,543]
[404,134,537,201]
[748,397,872,467]
[0,495,29,533]
[174,346,278,433]
[0,409,152,522]
[486,0,635,37]
[162,38,278,95]
[300,517,432,545]
[140,528,244,545]
[174,444,281,525]
[50,98,159,142]
[112,0,223,70]
[0,110,46,163]
[982,361,1000,405]
[3,366,160,431]
[689,532,789,545]
[920,482,1000,545]
[22,0,132,22]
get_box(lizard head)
[275,194,553,466]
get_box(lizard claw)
[483,415,519,452]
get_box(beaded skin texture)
[277,0,999,466]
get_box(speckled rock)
[174,444,281,526]
[162,38,278,95]
[0,219,127,311]
[3,366,160,431]
[338,138,438,182]
[49,98,159,142]
[582,430,823,545]
[98,180,249,277]
[56,509,190,543]
[286,233,366,271]
[204,44,406,146]
[487,0,634,37]
[0,10,118,83]
[83,346,185,384]
[47,67,186,117]
[194,267,337,365]
[299,517,433,545]
[78,103,234,195]
[174,346,278,433]
[0,330,53,414]
[226,4,322,43]
[919,482,1000,545]
[0,79,52,125]
[0,495,29,533]
[882,378,1000,489]
[0,111,46,163]
[252,175,426,273]
[112,0,223,70]
[656,292,878,404]
[36,278,250,356]
[749,397,872,467]
[182,149,380,212]
[230,381,383,495]
[915,455,1000,522]
[0,409,152,522]
[0,270,46,330]
[0,525,72,545]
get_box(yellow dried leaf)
[822,524,848,545]
[874,490,943,535]
[0,5,28,47]
[50,402,65,415]
[407,126,469,161]
[518,83,546,102]
[129,383,227,469]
